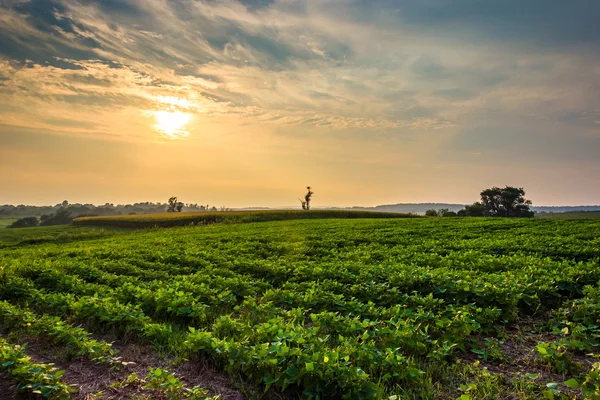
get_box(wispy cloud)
[2,0,595,141]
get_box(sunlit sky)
[1,0,599,207]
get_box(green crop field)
[0,225,126,247]
[1,217,600,399]
[73,209,418,229]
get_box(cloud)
[432,89,475,101]
[0,0,598,147]
[237,0,276,11]
[449,122,600,167]
[326,0,600,50]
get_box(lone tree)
[299,186,314,210]
[167,197,184,213]
[480,186,533,217]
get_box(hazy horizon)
[3,199,600,210]
[1,1,599,206]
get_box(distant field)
[73,209,418,228]
[0,224,126,247]
[1,217,600,399]
[537,211,600,219]
[0,218,17,228]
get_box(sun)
[153,110,192,138]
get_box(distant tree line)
[8,208,75,228]
[426,186,534,218]
[4,199,230,228]
[0,200,220,219]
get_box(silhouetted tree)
[167,197,177,212]
[299,186,314,210]
[480,186,533,217]
[167,197,184,213]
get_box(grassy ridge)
[73,209,418,228]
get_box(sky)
[0,0,599,207]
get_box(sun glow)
[153,110,192,138]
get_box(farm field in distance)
[0,218,18,229]
[536,211,600,220]
[73,209,417,229]
[1,215,600,399]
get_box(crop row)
[3,262,600,398]
[0,336,73,399]
[0,301,120,366]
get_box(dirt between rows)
[0,335,246,400]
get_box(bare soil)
[0,335,245,400]
[457,319,596,399]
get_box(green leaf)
[542,389,555,400]
[564,378,579,389]
[305,362,314,372]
